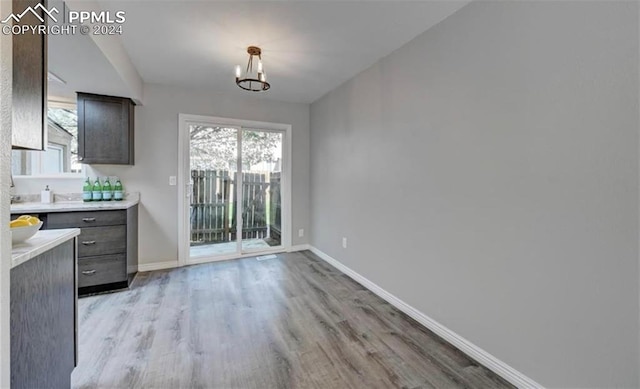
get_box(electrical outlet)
[298,229,304,238]
[342,237,347,249]
[169,176,177,186]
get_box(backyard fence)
[190,169,281,245]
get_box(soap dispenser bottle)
[41,185,52,204]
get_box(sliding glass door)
[183,120,286,262]
[189,125,239,258]
[240,129,283,252]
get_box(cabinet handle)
[81,240,96,245]
[79,156,84,161]
[82,217,96,222]
[81,270,96,276]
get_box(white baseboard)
[308,246,543,389]
[288,244,310,252]
[138,245,309,273]
[138,260,179,272]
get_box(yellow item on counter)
[10,220,30,228]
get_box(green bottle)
[102,177,112,201]
[113,178,124,201]
[82,177,92,202]
[92,178,103,201]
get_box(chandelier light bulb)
[257,60,263,73]
[235,65,242,78]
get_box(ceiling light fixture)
[235,46,270,92]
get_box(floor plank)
[72,251,514,389]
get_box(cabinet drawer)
[47,210,126,229]
[78,226,126,257]
[78,255,126,288]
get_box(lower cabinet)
[46,206,138,295]
[11,239,77,389]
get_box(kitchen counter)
[11,228,80,269]
[11,192,139,213]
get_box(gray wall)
[309,1,639,387]
[91,83,310,265]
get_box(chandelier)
[235,46,270,92]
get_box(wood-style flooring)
[72,250,513,389]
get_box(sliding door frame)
[177,114,292,267]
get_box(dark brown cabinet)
[11,0,47,150]
[77,92,135,165]
[46,206,139,295]
[11,238,77,389]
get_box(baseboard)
[308,245,543,389]
[288,244,310,252]
[138,260,179,272]
[138,245,309,272]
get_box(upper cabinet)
[77,93,135,165]
[11,0,47,150]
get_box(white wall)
[309,1,639,387]
[88,83,310,266]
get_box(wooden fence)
[190,169,281,245]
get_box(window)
[11,102,81,176]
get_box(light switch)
[169,176,177,186]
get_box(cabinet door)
[78,255,127,287]
[47,210,127,229]
[77,93,135,165]
[77,225,127,257]
[11,0,47,150]
[11,239,76,389]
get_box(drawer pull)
[81,270,96,276]
[81,240,96,245]
[82,217,96,222]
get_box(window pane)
[11,105,80,175]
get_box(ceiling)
[47,0,132,102]
[48,28,130,102]
[49,1,469,104]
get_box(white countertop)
[11,229,81,269]
[11,192,139,213]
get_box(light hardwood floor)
[72,251,513,389]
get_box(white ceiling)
[47,0,131,101]
[50,1,469,104]
[48,29,130,102]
